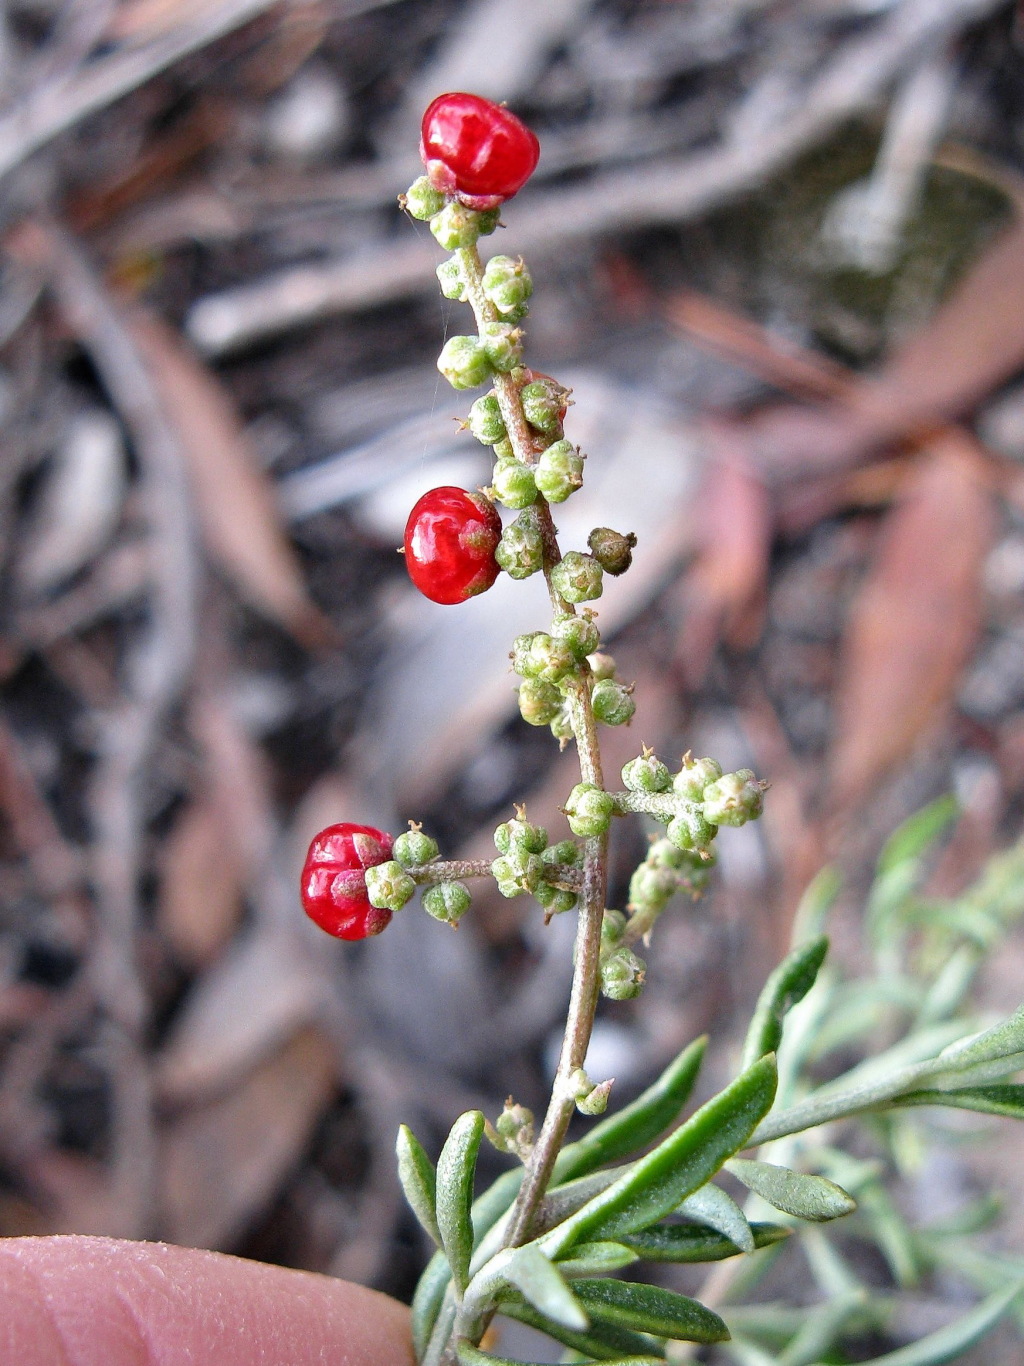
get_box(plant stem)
[453,239,610,1261]
[412,858,583,890]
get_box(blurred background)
[1,0,1024,1357]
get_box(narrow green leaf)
[892,1084,1024,1119]
[742,937,829,1070]
[678,1183,754,1254]
[498,1295,665,1360]
[820,1281,1023,1366]
[573,1278,729,1344]
[397,1124,441,1246]
[877,796,958,875]
[556,1241,640,1276]
[544,1055,777,1255]
[554,1036,707,1183]
[436,1110,485,1292]
[932,1001,1024,1073]
[726,1159,855,1222]
[411,1250,451,1361]
[504,1245,588,1330]
[621,1221,789,1263]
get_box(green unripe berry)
[430,202,482,250]
[518,678,562,726]
[542,839,581,867]
[492,459,537,510]
[476,206,501,235]
[592,678,635,726]
[423,880,471,924]
[628,863,675,913]
[521,378,567,433]
[702,770,765,827]
[527,633,576,684]
[552,613,599,660]
[481,321,523,373]
[404,175,447,220]
[511,632,542,677]
[550,707,574,744]
[436,257,466,300]
[600,909,627,950]
[673,756,724,802]
[393,828,439,867]
[482,254,533,314]
[550,551,603,604]
[622,753,671,793]
[364,860,416,912]
[666,808,716,853]
[437,335,492,390]
[499,817,548,855]
[535,882,578,914]
[564,782,615,838]
[492,436,514,460]
[535,440,584,502]
[496,510,544,579]
[469,393,506,444]
[491,856,521,898]
[588,527,636,576]
[600,946,646,1001]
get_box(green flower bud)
[403,176,446,220]
[600,946,646,1001]
[551,551,603,604]
[430,202,482,251]
[492,459,537,510]
[600,909,627,949]
[476,206,501,236]
[588,527,636,576]
[673,755,724,802]
[542,839,581,867]
[481,321,523,373]
[393,827,439,867]
[564,782,615,838]
[494,1098,534,1157]
[423,880,471,924]
[535,440,584,502]
[500,817,548,854]
[496,510,544,579]
[702,770,766,827]
[569,1068,613,1115]
[436,257,465,300]
[521,378,567,433]
[364,860,416,912]
[535,882,578,915]
[491,848,543,895]
[491,855,521,898]
[468,392,506,445]
[482,254,533,315]
[437,335,491,390]
[622,752,671,793]
[518,678,562,726]
[592,678,635,726]
[551,612,599,660]
[666,808,716,853]
[628,863,676,913]
[527,633,576,684]
[492,436,514,460]
[511,632,542,677]
[550,707,574,744]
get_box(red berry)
[301,822,394,940]
[420,92,539,203]
[404,486,502,605]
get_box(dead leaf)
[829,431,995,815]
[128,312,334,646]
[159,1026,335,1249]
[157,790,246,967]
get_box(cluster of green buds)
[598,909,647,1001]
[485,1097,535,1160]
[512,624,636,742]
[613,751,767,858]
[491,810,582,918]
[367,823,473,926]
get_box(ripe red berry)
[404,486,502,605]
[301,823,394,940]
[420,92,540,204]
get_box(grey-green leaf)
[397,1124,441,1246]
[819,1281,1023,1366]
[892,1084,1024,1119]
[554,1036,707,1183]
[678,1183,754,1254]
[556,1240,640,1276]
[573,1278,729,1344]
[620,1221,790,1263]
[544,1055,777,1255]
[436,1110,485,1292]
[742,936,829,1070]
[455,1343,662,1366]
[932,1004,1024,1074]
[726,1159,856,1222]
[498,1295,665,1360]
[411,1249,451,1360]
[503,1245,588,1330]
